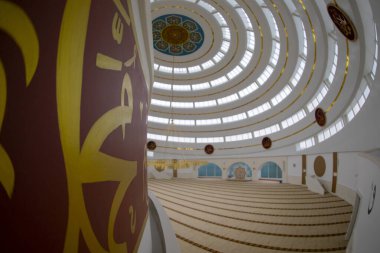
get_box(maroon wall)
[0,1,149,252]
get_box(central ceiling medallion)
[153,14,204,56]
[162,25,189,45]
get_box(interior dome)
[147,0,378,160]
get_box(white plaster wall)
[177,168,195,178]
[287,156,302,184]
[350,155,380,253]
[337,153,360,204]
[338,153,359,189]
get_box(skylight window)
[188,65,202,73]
[213,51,225,63]
[240,51,253,67]
[346,82,370,122]
[257,65,274,85]
[301,21,308,57]
[271,85,292,106]
[247,102,271,117]
[194,100,217,108]
[318,118,344,143]
[168,136,195,143]
[173,68,187,74]
[151,99,171,107]
[371,24,378,80]
[213,12,227,26]
[296,137,315,151]
[172,119,195,126]
[192,82,210,90]
[225,132,252,142]
[202,60,215,70]
[222,113,247,123]
[159,65,172,73]
[371,55,378,80]
[197,0,216,13]
[270,41,280,66]
[307,41,338,112]
[210,76,228,87]
[263,8,279,39]
[196,118,222,126]
[290,58,306,87]
[147,133,167,141]
[226,0,239,7]
[281,109,306,129]
[217,93,239,105]
[253,124,280,138]
[238,82,258,97]
[172,85,191,91]
[247,31,255,51]
[255,0,266,7]
[307,83,328,112]
[197,137,224,143]
[236,8,252,29]
[148,115,169,124]
[222,27,231,40]
[171,102,194,108]
[227,66,242,79]
[153,82,171,90]
[221,40,230,53]
[327,43,339,84]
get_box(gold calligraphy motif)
[129,205,136,234]
[327,4,357,41]
[57,0,140,252]
[0,1,39,198]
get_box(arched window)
[260,161,282,179]
[198,163,222,177]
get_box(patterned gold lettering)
[112,12,124,44]
[0,1,39,198]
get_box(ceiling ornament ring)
[147,140,157,151]
[204,144,215,155]
[315,107,326,127]
[262,137,272,149]
[327,4,357,41]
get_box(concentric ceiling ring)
[148,0,376,158]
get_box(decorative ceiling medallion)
[162,25,189,45]
[327,4,357,41]
[315,107,326,127]
[262,137,272,149]
[204,144,214,155]
[147,140,157,151]
[314,156,326,177]
[152,14,204,56]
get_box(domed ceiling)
[147,0,378,159]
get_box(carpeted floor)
[148,178,352,253]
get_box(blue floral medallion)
[152,14,204,56]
